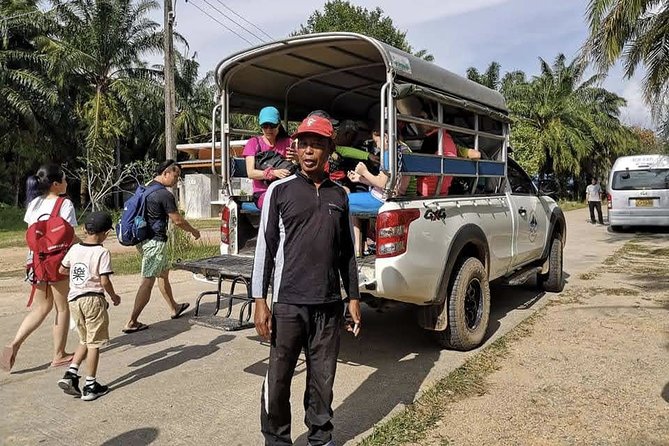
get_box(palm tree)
[45,0,165,209]
[174,54,215,143]
[0,1,63,204]
[585,0,669,112]
[466,62,501,90]
[510,54,634,182]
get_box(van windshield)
[611,169,669,190]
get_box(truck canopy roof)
[215,32,508,122]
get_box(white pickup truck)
[179,33,567,350]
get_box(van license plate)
[635,199,653,207]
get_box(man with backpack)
[122,160,201,334]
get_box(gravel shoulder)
[420,236,669,446]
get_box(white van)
[607,154,669,230]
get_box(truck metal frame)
[176,33,566,349]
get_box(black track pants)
[589,201,603,224]
[260,301,344,446]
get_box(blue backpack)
[116,183,165,246]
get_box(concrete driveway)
[0,208,637,445]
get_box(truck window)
[611,169,669,190]
[507,163,534,194]
[475,177,502,194]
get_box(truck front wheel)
[538,237,564,292]
[434,257,491,351]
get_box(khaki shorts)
[70,294,109,347]
[137,239,169,278]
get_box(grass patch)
[0,206,28,249]
[359,310,545,446]
[0,206,27,231]
[558,200,588,212]
[552,289,586,305]
[589,287,640,297]
[113,243,219,275]
[602,241,669,275]
[0,230,26,249]
[189,218,221,230]
[578,271,599,281]
[112,227,219,275]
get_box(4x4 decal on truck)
[424,208,447,221]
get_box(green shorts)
[137,239,169,278]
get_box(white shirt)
[61,243,113,301]
[24,196,78,227]
[586,184,602,202]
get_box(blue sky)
[154,0,653,128]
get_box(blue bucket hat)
[258,106,281,126]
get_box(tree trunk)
[80,175,88,209]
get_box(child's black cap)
[85,211,113,234]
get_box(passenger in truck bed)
[242,106,294,209]
[347,130,416,256]
[396,96,481,158]
[396,96,482,196]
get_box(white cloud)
[616,79,654,129]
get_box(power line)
[195,0,266,43]
[213,0,274,41]
[186,0,254,46]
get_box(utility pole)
[164,0,176,162]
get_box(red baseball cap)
[291,115,334,139]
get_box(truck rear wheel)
[434,257,491,351]
[538,237,564,292]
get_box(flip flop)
[50,354,74,368]
[171,303,190,319]
[1,346,16,372]
[122,323,149,334]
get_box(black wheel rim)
[464,278,483,330]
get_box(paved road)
[0,208,637,445]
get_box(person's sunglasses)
[297,139,328,150]
[261,123,279,129]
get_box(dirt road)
[419,236,669,445]
[0,209,663,445]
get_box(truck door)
[506,162,547,266]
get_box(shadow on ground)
[108,333,233,391]
[100,427,159,445]
[101,310,196,353]
[10,309,197,376]
[605,225,669,239]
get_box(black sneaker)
[58,371,81,396]
[81,381,109,401]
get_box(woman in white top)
[0,164,78,372]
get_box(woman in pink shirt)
[242,106,293,209]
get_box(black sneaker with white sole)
[81,382,109,401]
[58,371,81,396]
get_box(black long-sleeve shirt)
[251,172,360,304]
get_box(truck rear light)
[221,207,230,244]
[607,193,612,209]
[376,209,420,258]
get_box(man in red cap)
[252,114,362,446]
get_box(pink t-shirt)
[242,136,292,195]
